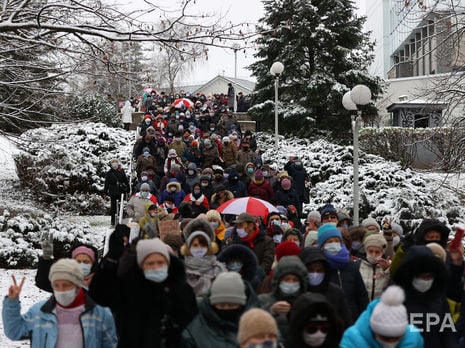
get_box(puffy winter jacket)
[248,180,274,203]
[357,259,390,301]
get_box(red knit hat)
[276,240,301,261]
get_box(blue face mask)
[247,168,254,174]
[351,241,361,250]
[308,272,325,286]
[193,189,201,195]
[279,281,300,295]
[227,261,243,272]
[144,267,168,283]
[79,263,92,277]
[324,242,342,255]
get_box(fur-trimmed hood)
[414,218,450,247]
[166,180,181,193]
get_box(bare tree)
[0,0,255,131]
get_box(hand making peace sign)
[8,275,26,300]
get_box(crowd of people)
[3,91,465,348]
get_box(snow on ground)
[0,135,19,181]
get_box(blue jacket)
[2,294,117,348]
[340,298,424,348]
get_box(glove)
[40,231,54,260]
[107,224,130,261]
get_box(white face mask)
[237,228,248,238]
[412,277,434,293]
[209,221,219,230]
[79,263,92,277]
[190,247,208,258]
[308,272,325,286]
[273,234,283,243]
[324,242,341,255]
[279,281,300,295]
[393,236,401,247]
[111,163,118,170]
[141,176,148,181]
[54,288,78,307]
[366,255,382,265]
[302,330,327,347]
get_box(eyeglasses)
[305,323,331,334]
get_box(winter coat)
[357,259,390,301]
[210,189,234,210]
[183,193,210,217]
[283,161,307,195]
[126,192,157,222]
[168,140,186,158]
[392,246,457,348]
[236,149,256,168]
[89,253,198,348]
[202,145,220,168]
[225,178,248,198]
[248,180,274,203]
[299,247,353,327]
[159,181,186,206]
[274,187,301,215]
[340,297,424,348]
[181,280,257,348]
[222,143,238,167]
[135,179,158,195]
[229,227,275,274]
[184,256,227,302]
[217,244,260,288]
[136,153,156,175]
[133,138,157,159]
[258,256,308,341]
[287,292,344,348]
[3,293,116,348]
[164,156,184,175]
[104,167,128,198]
[121,101,133,124]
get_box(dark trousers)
[123,123,130,131]
[110,195,119,225]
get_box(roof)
[192,75,256,95]
[387,98,448,112]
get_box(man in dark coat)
[226,213,275,276]
[89,234,198,348]
[103,159,129,226]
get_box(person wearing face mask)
[318,204,339,226]
[287,292,344,348]
[283,228,304,248]
[182,272,256,347]
[4,258,117,348]
[222,136,238,168]
[158,179,186,207]
[236,143,257,170]
[284,155,308,210]
[139,203,169,239]
[225,169,248,198]
[35,241,99,293]
[89,236,197,347]
[210,184,234,210]
[135,170,158,195]
[317,224,369,322]
[164,148,184,175]
[258,256,308,341]
[135,146,156,178]
[392,245,455,348]
[230,213,275,275]
[184,162,200,192]
[211,167,226,190]
[237,308,280,348]
[357,234,390,301]
[104,158,129,227]
[248,170,275,203]
[159,195,178,215]
[183,183,210,217]
[275,178,302,216]
[181,218,227,302]
[218,243,262,291]
[126,183,158,222]
[341,285,424,348]
[299,247,352,328]
[201,138,220,169]
[206,209,227,244]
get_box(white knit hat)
[362,217,380,230]
[49,258,84,288]
[136,238,170,266]
[370,285,408,337]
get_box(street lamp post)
[342,85,371,225]
[270,62,284,150]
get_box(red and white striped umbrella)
[173,98,194,108]
[216,197,278,218]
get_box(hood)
[271,256,308,300]
[287,292,343,347]
[166,180,181,193]
[393,245,448,297]
[299,247,331,290]
[182,217,215,244]
[283,228,304,246]
[217,244,258,282]
[414,219,450,247]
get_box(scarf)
[184,255,218,276]
[60,288,86,309]
[240,228,260,249]
[190,193,205,202]
[324,245,350,270]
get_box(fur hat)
[181,218,218,256]
[362,217,380,231]
[426,242,447,262]
[71,246,96,263]
[363,234,387,250]
[210,272,246,306]
[238,308,279,345]
[49,258,84,288]
[370,286,408,337]
[317,224,342,248]
[136,238,170,266]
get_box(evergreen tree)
[249,0,383,140]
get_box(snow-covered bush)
[14,122,134,214]
[0,210,104,268]
[69,94,121,128]
[257,132,465,233]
